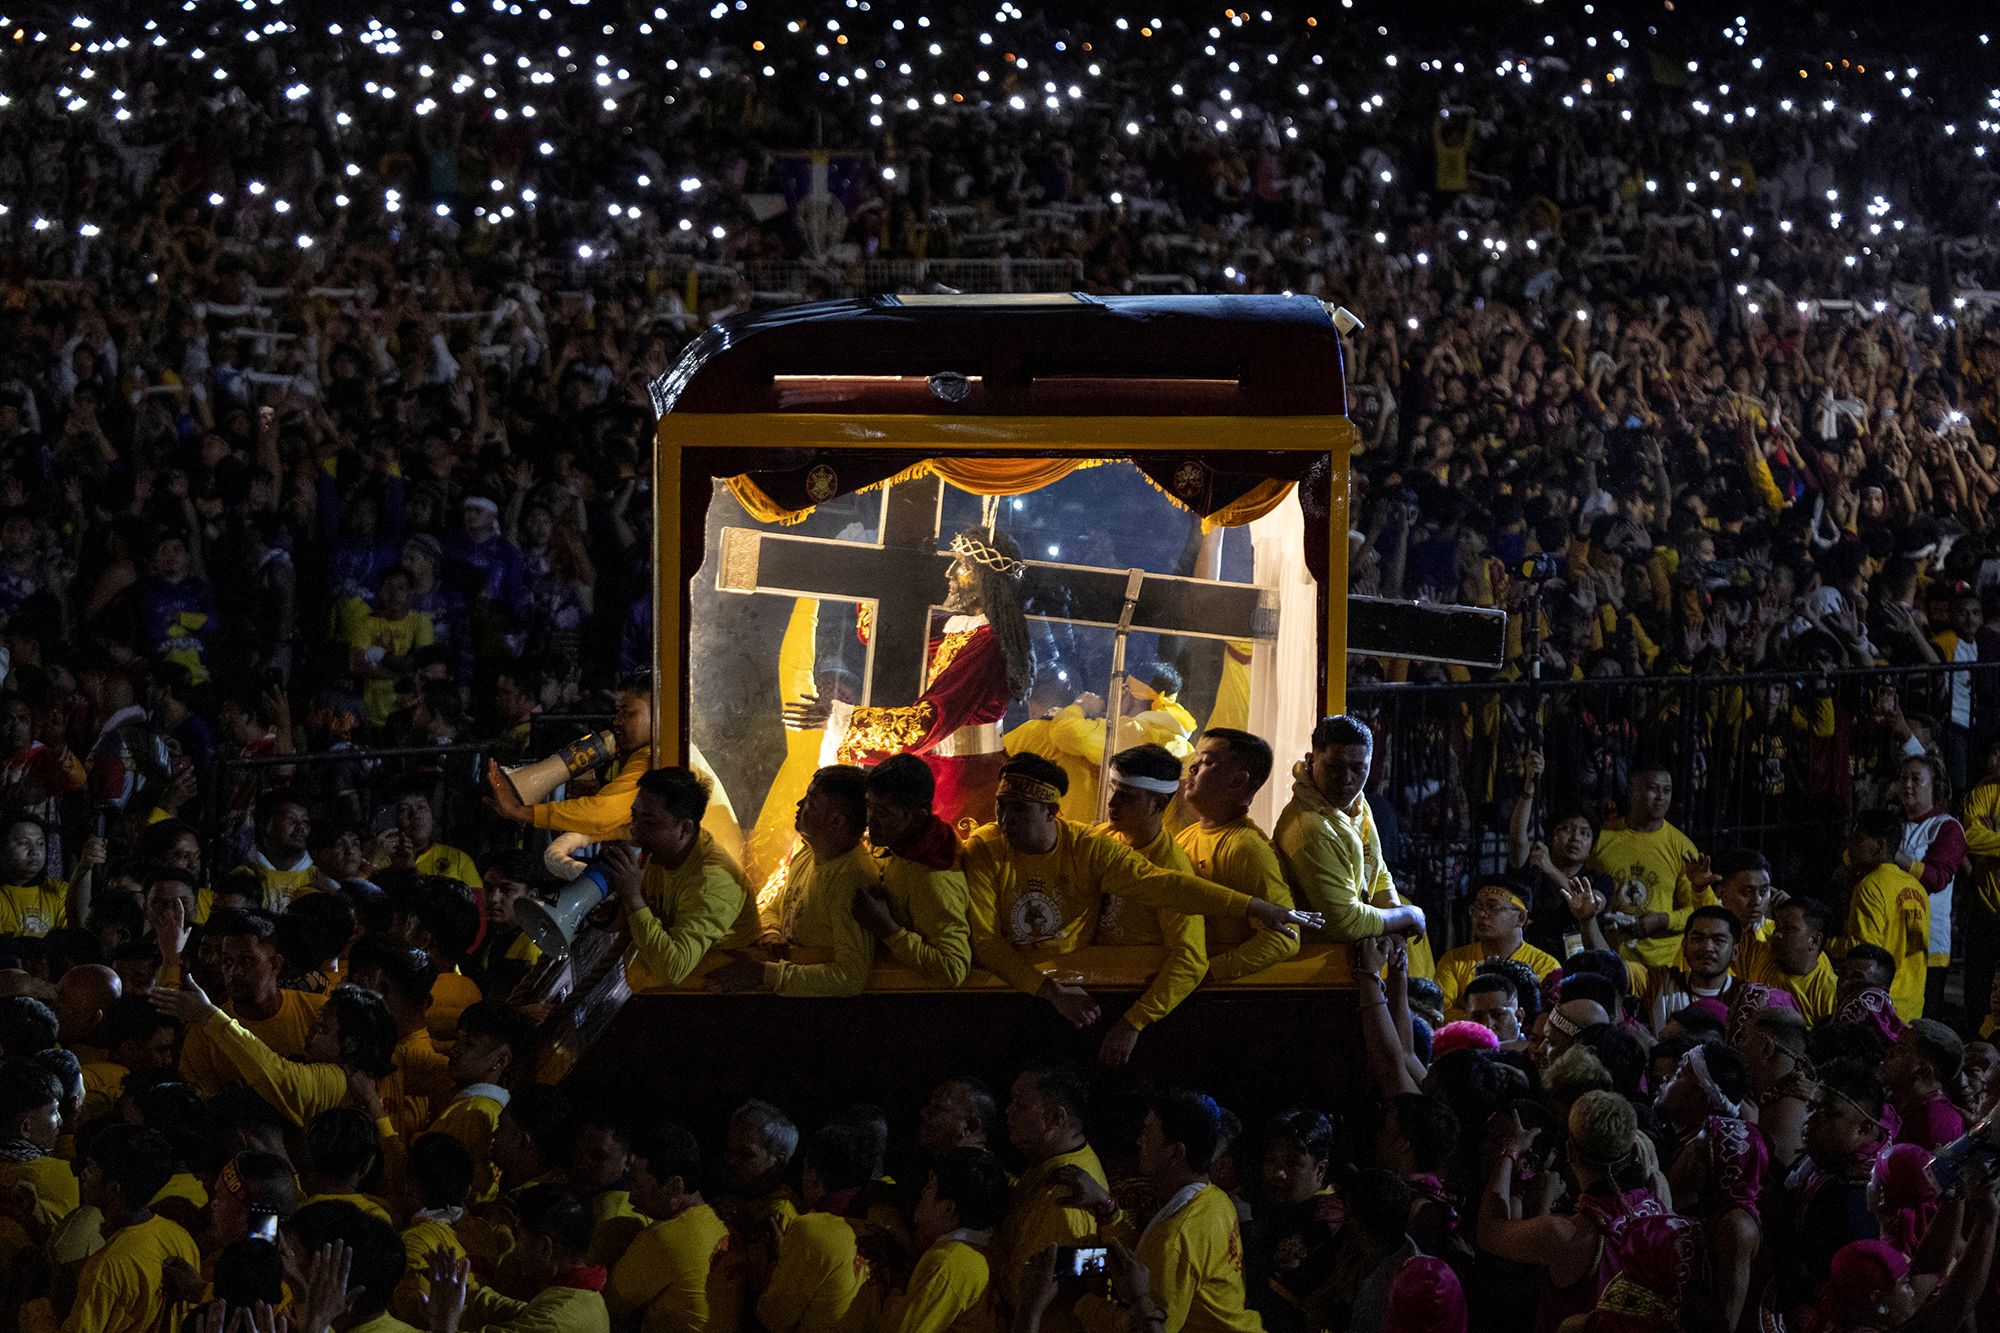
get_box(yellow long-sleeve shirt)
[1962,780,2000,916]
[394,1026,454,1110]
[1834,862,1931,1021]
[626,831,759,992]
[1588,822,1701,969]
[178,988,328,1096]
[963,821,1252,998]
[462,1280,612,1333]
[761,843,878,997]
[1098,826,1205,1032]
[433,1088,508,1204]
[756,1211,879,1333]
[880,1233,998,1333]
[606,1202,732,1333]
[1078,1184,1259,1333]
[1176,818,1299,982]
[52,1212,200,1333]
[530,746,650,838]
[875,851,973,988]
[1435,941,1561,1018]
[1270,768,1433,977]
[394,1215,468,1326]
[992,1145,1107,1306]
[186,1005,402,1128]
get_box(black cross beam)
[715,476,1506,709]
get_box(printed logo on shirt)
[19,911,45,935]
[1096,893,1125,935]
[1009,878,1064,945]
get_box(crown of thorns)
[950,532,1026,579]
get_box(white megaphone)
[513,860,616,959]
[499,729,618,805]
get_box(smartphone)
[1054,1246,1109,1282]
[248,1206,279,1243]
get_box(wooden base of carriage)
[516,915,1366,1134]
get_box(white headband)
[1111,773,1181,796]
[1685,1045,1742,1118]
[463,496,500,516]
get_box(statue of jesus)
[784,528,1034,830]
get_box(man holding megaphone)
[485,676,654,841]
[590,767,760,992]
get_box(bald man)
[53,964,121,1063]
[1530,998,1609,1068]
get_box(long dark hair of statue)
[959,527,1036,701]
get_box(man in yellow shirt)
[994,1066,1107,1312]
[882,1146,1009,1333]
[345,938,450,1123]
[31,1122,199,1333]
[1177,729,1299,983]
[176,908,329,1095]
[1834,808,1932,1021]
[78,996,177,1129]
[1063,1088,1261,1333]
[1095,745,1207,1069]
[381,779,483,891]
[610,1117,732,1333]
[428,1183,614,1332]
[599,766,758,992]
[1435,880,1561,1017]
[852,755,973,988]
[757,1124,881,1333]
[716,1099,801,1318]
[711,766,876,998]
[966,755,1319,1031]
[394,879,485,1041]
[0,1063,77,1240]
[1587,763,1702,969]
[1740,896,1840,1026]
[348,565,435,728]
[246,793,321,911]
[299,1106,393,1222]
[1271,716,1430,971]
[392,1132,474,1325]
[430,1001,539,1205]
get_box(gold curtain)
[725,458,1291,530]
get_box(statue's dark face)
[944,557,982,614]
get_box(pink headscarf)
[1833,987,1907,1048]
[1869,1143,1940,1253]
[1592,1214,1702,1332]
[1385,1256,1466,1333]
[1702,1115,1767,1225]
[1808,1241,1910,1333]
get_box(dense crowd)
[10,0,2000,1328]
[3,713,2000,1333]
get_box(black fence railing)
[1347,659,2000,953]
[200,714,611,877]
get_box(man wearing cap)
[1273,715,1432,975]
[965,754,1322,1029]
[446,489,527,657]
[1435,879,1561,1019]
[1093,744,1207,1067]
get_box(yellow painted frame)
[653,411,1356,763]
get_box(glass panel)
[687,461,1279,886]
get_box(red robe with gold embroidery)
[838,617,1011,830]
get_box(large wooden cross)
[713,475,1505,708]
